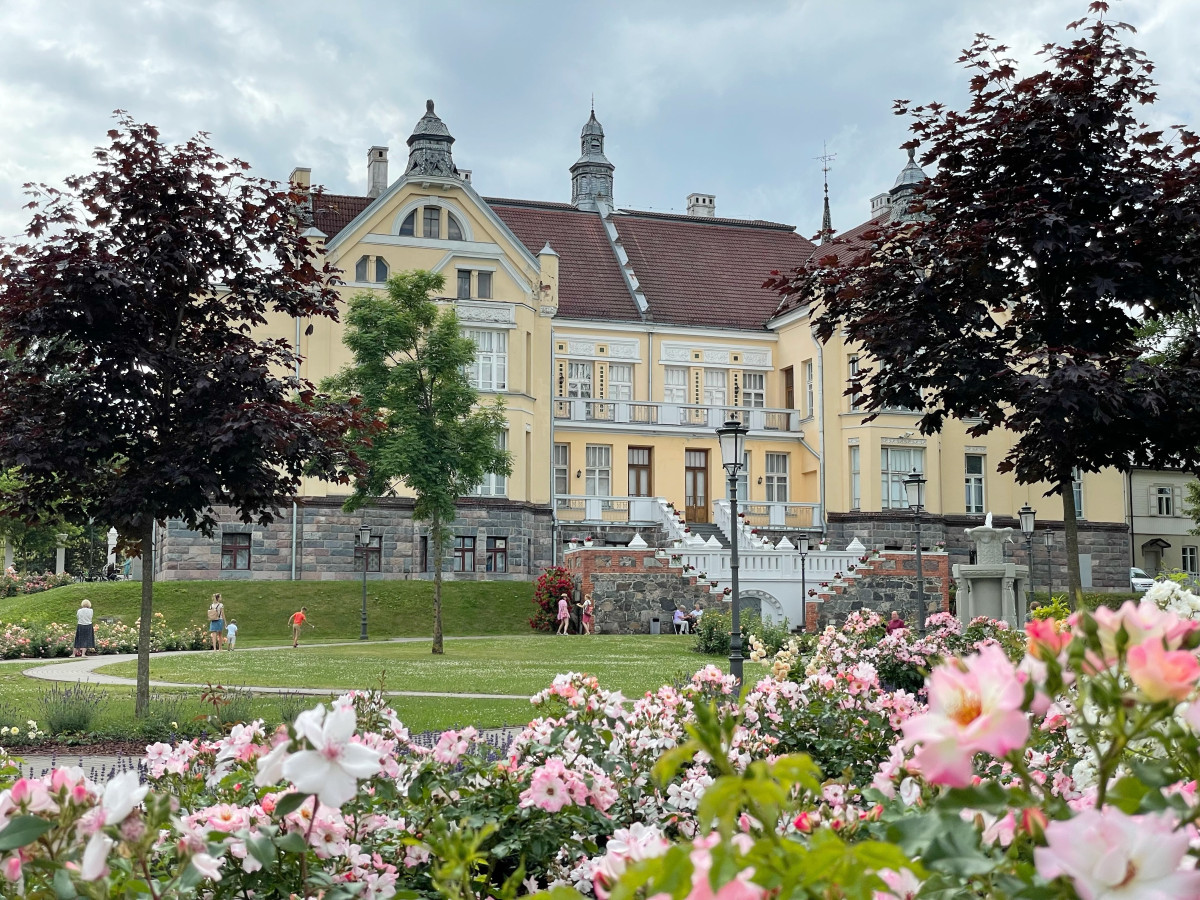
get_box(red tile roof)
[487,199,643,322]
[771,216,889,318]
[612,212,815,329]
[311,193,372,240]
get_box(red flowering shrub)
[530,565,574,632]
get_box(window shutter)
[1148,485,1159,516]
[1174,486,1184,517]
[556,360,566,396]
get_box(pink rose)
[1024,618,1070,661]
[1126,640,1200,703]
[900,644,1030,787]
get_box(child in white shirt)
[225,620,239,651]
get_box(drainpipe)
[550,326,559,568]
[1127,469,1135,569]
[811,319,826,536]
[291,315,301,580]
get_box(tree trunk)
[1061,484,1083,611]
[431,514,444,655]
[135,519,155,717]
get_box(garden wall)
[563,549,729,635]
[805,552,952,633]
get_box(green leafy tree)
[324,270,512,654]
[1186,480,1200,536]
[0,116,365,715]
[769,7,1200,608]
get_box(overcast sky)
[1,0,1196,244]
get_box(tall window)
[471,431,507,496]
[703,369,727,405]
[804,360,815,416]
[1184,546,1198,575]
[457,270,471,299]
[608,364,633,400]
[447,213,464,241]
[477,271,492,299]
[422,207,440,239]
[419,535,429,573]
[741,372,765,407]
[553,443,569,503]
[764,453,789,502]
[452,536,475,572]
[663,367,688,403]
[848,357,862,411]
[353,535,382,573]
[1072,467,1084,518]
[567,361,593,398]
[628,447,652,496]
[585,444,611,497]
[849,446,861,510]
[486,537,508,573]
[1154,486,1175,516]
[881,447,924,509]
[782,367,795,409]
[221,533,251,570]
[465,329,507,391]
[965,454,985,514]
[734,451,750,501]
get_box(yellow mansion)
[154,101,1134,590]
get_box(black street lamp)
[357,524,372,641]
[902,468,928,635]
[716,416,749,682]
[1019,504,1036,614]
[1043,528,1054,601]
[797,532,809,631]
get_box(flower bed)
[4,582,1200,898]
[0,612,208,659]
[0,571,75,598]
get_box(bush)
[0,571,74,598]
[530,565,573,632]
[39,683,107,735]
[693,610,791,656]
[276,691,320,727]
[0,613,207,659]
[133,692,191,740]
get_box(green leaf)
[247,833,277,870]
[939,780,1012,815]
[1107,776,1151,814]
[0,814,54,851]
[276,830,309,854]
[273,791,311,818]
[52,867,78,900]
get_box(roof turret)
[405,99,458,179]
[571,105,615,211]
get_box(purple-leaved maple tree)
[768,4,1200,607]
[0,115,370,714]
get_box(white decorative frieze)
[742,350,770,367]
[567,340,596,356]
[881,437,927,447]
[703,350,730,364]
[662,346,691,361]
[457,301,515,326]
[608,341,639,359]
[964,445,987,453]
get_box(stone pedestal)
[953,562,1028,628]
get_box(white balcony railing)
[553,400,801,432]
[713,499,822,532]
[556,495,665,525]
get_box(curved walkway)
[20,639,530,700]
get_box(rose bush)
[6,583,1200,898]
[0,612,207,658]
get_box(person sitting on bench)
[673,606,690,634]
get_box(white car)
[1130,567,1156,592]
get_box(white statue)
[984,511,993,528]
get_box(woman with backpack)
[207,593,226,650]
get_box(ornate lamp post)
[902,468,928,635]
[357,524,372,641]
[1043,528,1054,601]
[716,416,749,682]
[1019,504,1036,613]
[797,532,809,631]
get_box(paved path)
[20,639,531,700]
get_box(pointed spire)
[405,99,458,179]
[571,103,614,210]
[816,143,836,244]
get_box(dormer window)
[399,211,416,236]
[355,256,368,282]
[399,206,467,241]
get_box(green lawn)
[97,635,706,697]
[0,579,536,645]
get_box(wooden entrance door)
[685,449,709,523]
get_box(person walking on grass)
[207,593,225,651]
[579,593,595,635]
[556,593,571,635]
[225,619,238,651]
[290,606,313,647]
[74,598,95,658]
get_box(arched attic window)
[447,212,464,241]
[398,211,416,236]
[355,255,368,282]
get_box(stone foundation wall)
[156,497,554,582]
[805,552,952,632]
[563,548,727,635]
[827,512,1130,592]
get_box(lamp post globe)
[902,468,928,635]
[1043,528,1054,601]
[715,416,749,682]
[357,524,372,641]
[1019,505,1035,618]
